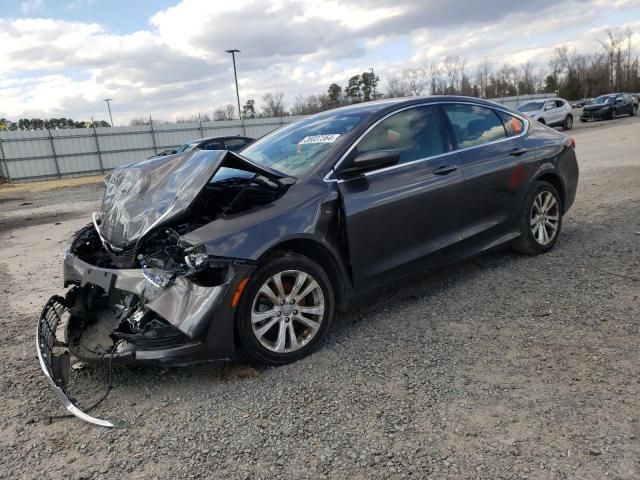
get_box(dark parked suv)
[38,96,579,426]
[580,93,638,121]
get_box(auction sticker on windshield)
[298,134,341,144]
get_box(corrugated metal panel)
[6,157,59,180]
[153,123,203,150]
[57,154,102,175]
[100,149,157,169]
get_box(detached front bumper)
[36,296,125,427]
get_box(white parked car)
[517,98,573,130]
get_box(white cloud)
[2,0,640,123]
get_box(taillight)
[569,137,576,149]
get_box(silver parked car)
[517,98,573,130]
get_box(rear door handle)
[433,165,457,175]
[509,147,528,156]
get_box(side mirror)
[339,150,400,176]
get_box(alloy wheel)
[530,191,560,246]
[251,270,325,353]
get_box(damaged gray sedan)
[38,97,578,426]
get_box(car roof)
[188,135,253,144]
[320,95,527,118]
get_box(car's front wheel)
[562,115,573,130]
[236,252,334,365]
[633,105,638,116]
[611,109,617,120]
[512,181,563,255]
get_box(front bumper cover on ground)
[36,296,125,428]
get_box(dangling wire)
[46,340,123,422]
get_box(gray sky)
[1,0,640,124]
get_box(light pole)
[103,98,114,127]
[225,49,245,134]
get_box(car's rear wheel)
[512,181,563,255]
[236,252,334,365]
[562,115,573,130]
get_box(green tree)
[544,75,558,94]
[242,99,256,119]
[327,83,342,105]
[346,75,362,102]
[361,71,380,101]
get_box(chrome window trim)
[323,100,529,183]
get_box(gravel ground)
[1,115,639,479]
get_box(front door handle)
[433,165,457,175]
[509,147,528,156]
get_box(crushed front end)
[36,150,291,426]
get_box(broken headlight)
[184,243,209,270]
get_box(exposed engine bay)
[37,149,292,426]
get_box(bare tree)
[384,75,410,98]
[428,60,445,94]
[476,59,492,97]
[213,104,235,121]
[261,92,286,117]
[598,28,624,90]
[291,94,332,115]
[402,68,428,96]
[442,56,465,93]
[519,62,536,94]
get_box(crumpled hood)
[97,149,289,248]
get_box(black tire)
[579,118,588,123]
[538,118,546,125]
[562,115,573,131]
[633,105,638,116]
[512,181,563,255]
[236,252,335,365]
[610,109,617,120]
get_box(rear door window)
[442,104,507,149]
[356,105,446,165]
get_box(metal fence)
[0,94,552,183]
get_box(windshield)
[517,102,544,112]
[594,95,614,104]
[239,110,373,177]
[175,142,199,153]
